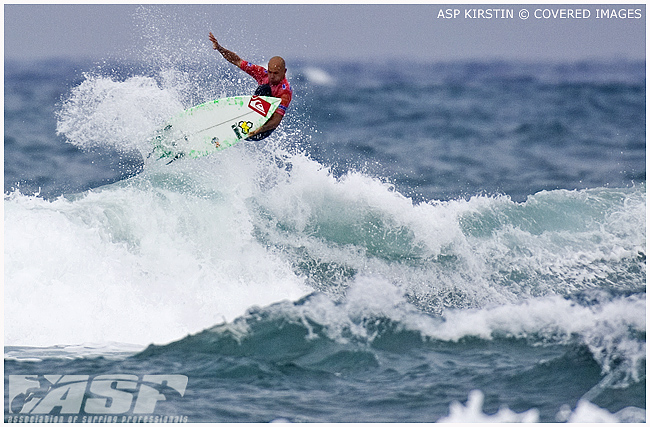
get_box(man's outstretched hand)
[209,33,243,67]
[209,32,220,50]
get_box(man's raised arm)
[209,32,242,67]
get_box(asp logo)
[248,96,272,116]
[7,374,188,416]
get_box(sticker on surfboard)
[248,96,273,116]
[231,121,254,139]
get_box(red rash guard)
[239,60,292,117]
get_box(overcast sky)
[4,4,646,63]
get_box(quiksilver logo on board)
[248,96,272,116]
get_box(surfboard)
[150,95,281,162]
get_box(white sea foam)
[302,67,335,86]
[437,390,540,422]
[436,390,646,423]
[4,165,309,346]
[56,74,184,155]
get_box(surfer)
[209,32,292,141]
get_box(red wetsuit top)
[239,60,292,117]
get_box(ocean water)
[4,54,645,423]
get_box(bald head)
[267,56,287,85]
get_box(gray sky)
[4,4,646,63]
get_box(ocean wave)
[5,143,645,350]
[136,274,644,394]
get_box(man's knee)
[254,84,272,96]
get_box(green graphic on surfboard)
[151,95,280,161]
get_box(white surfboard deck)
[151,95,280,161]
